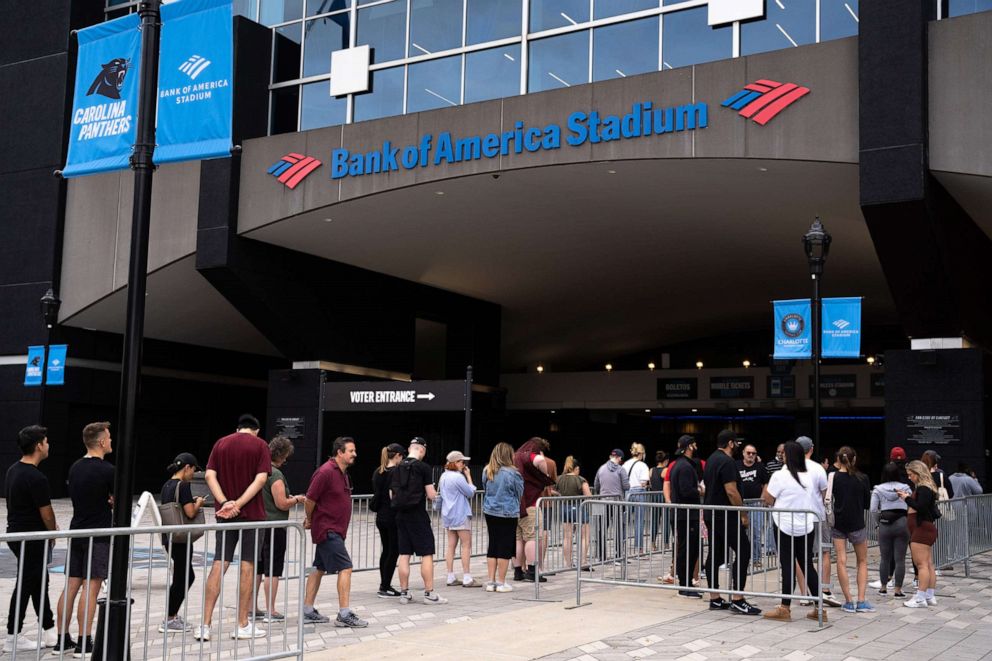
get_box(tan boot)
[806,608,828,622]
[762,605,792,621]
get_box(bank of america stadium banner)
[773,299,812,359]
[62,14,141,177]
[155,0,233,164]
[821,297,862,358]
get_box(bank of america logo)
[267,153,322,190]
[722,80,810,126]
[179,55,211,80]
[832,319,851,330]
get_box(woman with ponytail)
[159,453,205,633]
[829,446,873,614]
[898,461,940,608]
[372,443,406,598]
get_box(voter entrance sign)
[322,380,468,412]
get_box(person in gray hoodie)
[594,449,630,561]
[870,462,912,597]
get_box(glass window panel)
[467,0,522,45]
[407,55,461,112]
[528,30,589,92]
[301,80,348,130]
[357,1,407,63]
[595,0,658,20]
[261,0,303,25]
[233,0,257,19]
[354,66,404,121]
[273,23,302,83]
[530,0,589,32]
[307,0,350,16]
[465,45,521,103]
[949,0,992,16]
[820,0,859,41]
[270,86,301,135]
[410,0,463,55]
[593,17,658,82]
[661,7,731,70]
[741,0,816,56]
[304,14,351,77]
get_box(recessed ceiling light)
[607,169,617,174]
[758,167,768,172]
[644,409,651,413]
[323,218,333,222]
[691,408,698,412]
[536,365,544,373]
[738,408,745,412]
[435,191,445,196]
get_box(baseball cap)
[610,448,624,458]
[410,436,427,449]
[386,443,406,455]
[446,450,471,462]
[796,436,813,453]
[889,446,907,461]
[237,413,260,431]
[676,435,694,453]
[171,452,201,471]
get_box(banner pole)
[463,365,473,457]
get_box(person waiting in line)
[871,462,912,598]
[623,443,651,553]
[254,437,306,622]
[371,443,405,598]
[949,462,983,497]
[594,448,630,564]
[159,453,206,633]
[829,446,874,614]
[648,450,669,552]
[658,439,703,587]
[921,450,954,500]
[439,451,481,588]
[796,436,839,607]
[512,438,555,582]
[737,443,770,568]
[761,443,787,559]
[482,443,524,592]
[898,461,940,608]
[557,456,593,570]
[762,441,828,622]
[667,436,703,598]
[537,455,559,574]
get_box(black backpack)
[390,458,424,511]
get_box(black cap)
[386,443,406,455]
[410,436,427,448]
[237,413,260,431]
[170,452,201,471]
[610,448,624,458]
[676,435,695,453]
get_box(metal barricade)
[934,498,970,571]
[0,519,305,661]
[964,494,992,560]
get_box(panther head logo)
[29,356,41,367]
[86,58,131,99]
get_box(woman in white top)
[623,443,651,553]
[762,441,828,622]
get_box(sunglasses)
[744,451,756,455]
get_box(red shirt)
[206,432,272,521]
[514,451,554,515]
[306,459,353,543]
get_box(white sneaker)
[868,579,882,589]
[495,583,513,593]
[231,623,266,640]
[194,625,211,641]
[926,596,938,606]
[484,581,497,592]
[423,591,448,605]
[42,628,58,648]
[446,577,458,586]
[4,634,40,652]
[903,598,928,609]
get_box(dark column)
[267,368,324,490]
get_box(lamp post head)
[40,288,61,330]
[803,217,832,275]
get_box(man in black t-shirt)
[702,430,760,615]
[54,422,115,657]
[737,444,771,566]
[668,436,702,597]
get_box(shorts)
[446,519,472,532]
[257,526,287,577]
[213,522,263,564]
[831,527,868,545]
[313,531,353,574]
[515,506,537,543]
[69,539,110,580]
[396,509,436,556]
[908,513,937,546]
[562,505,589,525]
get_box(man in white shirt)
[796,436,840,607]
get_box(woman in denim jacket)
[482,442,524,592]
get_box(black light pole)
[99,1,162,659]
[463,365,473,457]
[39,289,61,424]
[803,218,831,451]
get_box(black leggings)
[6,540,55,635]
[376,518,399,590]
[167,543,196,618]
[775,527,819,607]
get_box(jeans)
[878,518,910,589]
[6,540,55,635]
[750,509,765,560]
[627,488,648,551]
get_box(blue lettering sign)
[773,299,812,359]
[822,297,862,358]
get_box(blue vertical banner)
[46,345,68,386]
[773,299,812,359]
[63,14,141,177]
[155,0,234,164]
[822,297,862,358]
[24,346,46,387]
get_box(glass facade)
[102,0,988,134]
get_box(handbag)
[936,473,955,521]
[823,471,836,529]
[158,481,205,544]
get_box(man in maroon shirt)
[197,415,271,642]
[512,438,555,582]
[302,437,367,628]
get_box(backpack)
[390,458,424,511]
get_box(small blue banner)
[155,0,234,164]
[24,346,45,387]
[773,299,812,359]
[46,345,68,386]
[822,297,862,358]
[63,14,141,177]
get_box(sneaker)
[893,592,906,598]
[334,612,368,628]
[678,590,703,599]
[495,583,514,593]
[524,571,547,583]
[877,588,887,595]
[398,591,412,605]
[303,609,330,624]
[72,635,94,658]
[868,579,883,589]
[841,602,856,614]
[926,596,938,606]
[692,578,701,588]
[658,574,675,584]
[446,577,458,586]
[424,591,448,605]
[822,591,843,608]
[159,617,192,633]
[762,605,792,621]
[581,566,594,572]
[462,579,482,588]
[230,623,266,640]
[730,599,762,616]
[5,634,40,653]
[513,567,525,581]
[709,598,732,610]
[903,597,928,608]
[252,609,267,619]
[51,633,76,655]
[806,609,828,622]
[194,625,210,641]
[485,581,497,592]
[42,628,58,648]
[262,612,285,623]
[856,601,876,613]
[377,587,402,598]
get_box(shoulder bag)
[158,482,205,544]
[823,471,836,529]
[936,474,955,520]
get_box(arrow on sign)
[416,392,436,401]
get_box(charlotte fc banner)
[62,14,141,177]
[155,0,233,164]
[773,299,812,359]
[822,297,862,358]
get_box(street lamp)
[803,217,831,450]
[40,288,61,329]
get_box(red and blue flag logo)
[721,80,810,126]
[267,153,322,189]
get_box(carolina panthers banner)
[821,297,862,358]
[773,299,812,359]
[155,0,233,164]
[63,14,141,177]
[24,346,45,387]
